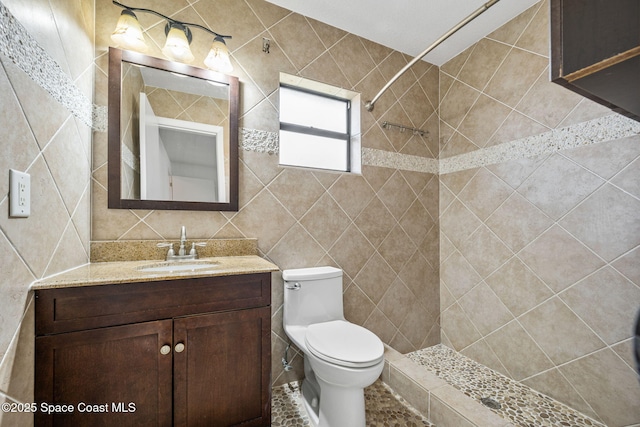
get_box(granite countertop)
[31,255,279,290]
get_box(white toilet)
[282,266,384,427]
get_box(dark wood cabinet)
[35,320,173,426]
[34,273,271,427]
[550,0,640,122]
[173,309,270,426]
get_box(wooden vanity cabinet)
[34,273,271,427]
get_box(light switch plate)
[9,169,30,218]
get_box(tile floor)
[271,379,433,426]
[407,345,604,427]
[272,344,605,427]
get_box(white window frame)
[279,73,361,174]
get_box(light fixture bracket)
[165,22,192,44]
[120,8,137,19]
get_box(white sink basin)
[136,261,219,273]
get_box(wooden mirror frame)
[108,47,239,211]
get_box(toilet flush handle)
[285,282,301,290]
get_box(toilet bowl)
[282,267,384,427]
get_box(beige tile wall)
[5,0,633,424]
[0,0,94,425]
[93,0,441,386]
[438,2,640,426]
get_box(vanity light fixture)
[204,36,233,73]
[162,22,195,64]
[111,8,147,51]
[110,1,233,72]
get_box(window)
[279,73,361,173]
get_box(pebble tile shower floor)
[271,344,604,426]
[407,344,605,427]
[271,380,433,426]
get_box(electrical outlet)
[9,169,30,218]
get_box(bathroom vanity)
[32,255,277,427]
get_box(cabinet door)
[173,307,271,427]
[35,320,173,427]
[550,0,640,121]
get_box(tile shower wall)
[0,0,94,425]
[438,1,640,426]
[92,0,441,385]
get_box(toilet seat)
[305,320,384,368]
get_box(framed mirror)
[108,47,239,211]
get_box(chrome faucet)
[157,226,207,261]
[179,225,187,256]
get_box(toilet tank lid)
[282,266,342,281]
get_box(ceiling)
[265,0,540,66]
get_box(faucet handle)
[157,242,175,258]
[189,242,207,257]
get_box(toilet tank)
[283,266,344,327]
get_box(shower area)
[368,92,640,426]
[430,2,640,426]
[363,0,640,425]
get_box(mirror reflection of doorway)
[139,93,226,203]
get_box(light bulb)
[111,9,147,51]
[204,36,233,73]
[162,23,194,63]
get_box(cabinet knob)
[175,342,185,353]
[160,344,171,355]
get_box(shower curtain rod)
[365,0,501,112]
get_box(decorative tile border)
[92,105,108,132]
[242,114,640,176]
[0,2,106,132]
[240,127,439,174]
[362,147,439,174]
[121,143,139,172]
[241,128,279,154]
[439,114,640,174]
[6,0,634,168]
